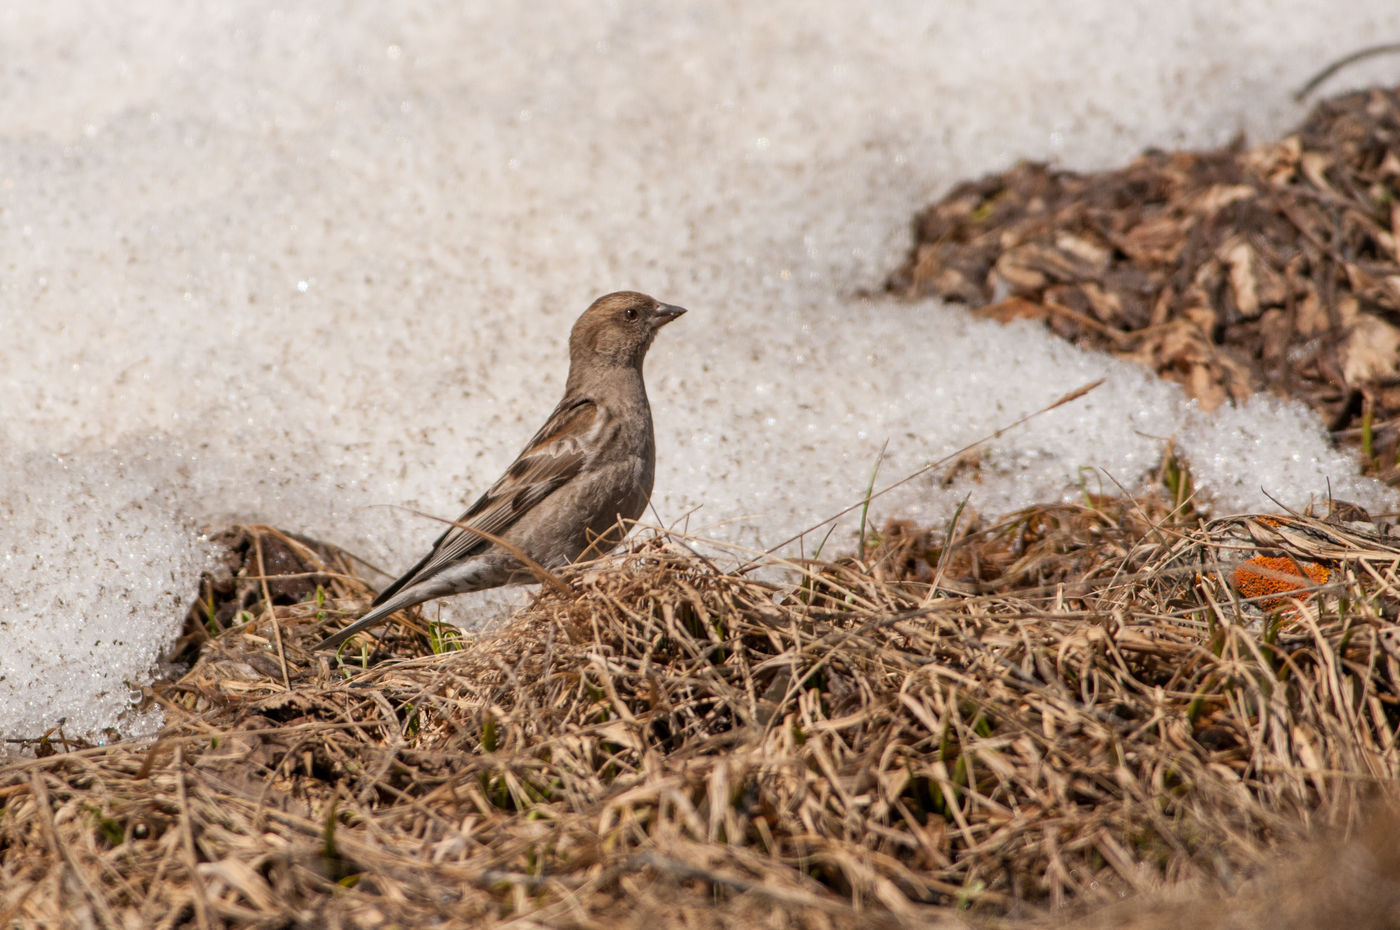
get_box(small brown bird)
[315,291,685,651]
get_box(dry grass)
[3,497,1400,928]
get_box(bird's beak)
[652,303,686,328]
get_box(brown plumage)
[315,291,685,651]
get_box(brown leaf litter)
[3,502,1400,928]
[888,85,1400,481]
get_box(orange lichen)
[1232,555,1332,613]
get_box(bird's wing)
[369,397,598,606]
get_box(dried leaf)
[1342,313,1400,385]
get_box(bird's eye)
[624,307,638,320]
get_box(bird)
[314,291,685,652]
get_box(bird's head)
[567,291,686,373]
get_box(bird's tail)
[312,588,423,652]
